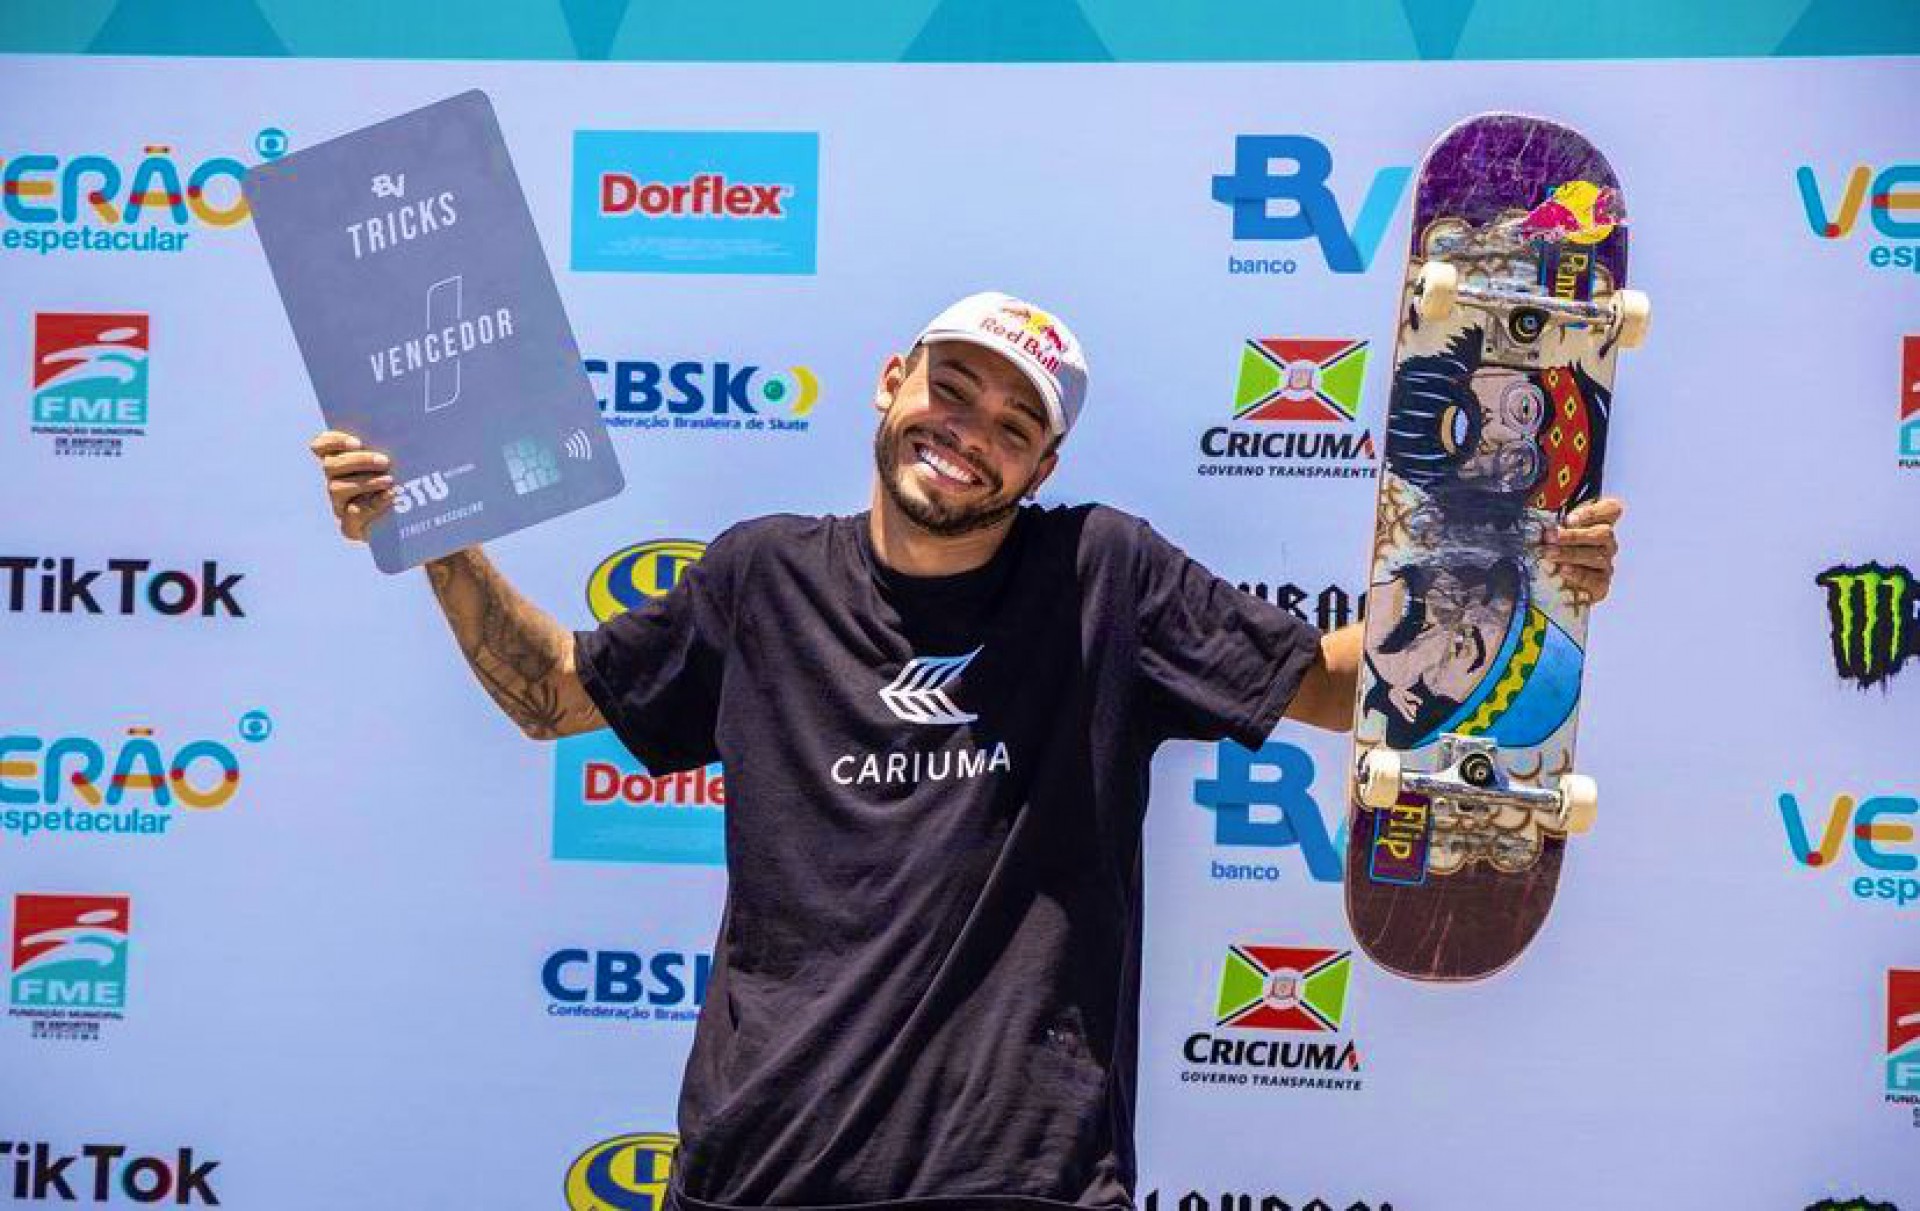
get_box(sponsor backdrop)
[1,24,1915,1211]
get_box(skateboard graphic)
[1344,113,1650,982]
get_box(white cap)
[914,291,1089,437]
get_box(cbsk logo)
[1889,969,1920,1098]
[571,131,819,275]
[1796,162,1920,273]
[1817,563,1916,689]
[586,357,820,433]
[0,715,269,841]
[1900,337,1919,466]
[0,556,244,618]
[542,947,712,1023]
[0,1141,219,1205]
[9,895,129,1041]
[1212,137,1411,275]
[30,313,150,459]
[1775,790,1916,907]
[554,541,726,866]
[1195,741,1346,883]
[1,128,285,256]
[565,1132,676,1211]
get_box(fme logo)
[571,130,819,275]
[9,893,130,1042]
[1194,741,1346,883]
[1211,136,1411,275]
[1796,162,1919,273]
[1889,969,1920,1100]
[553,541,726,866]
[30,313,150,459]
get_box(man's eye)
[1002,424,1031,448]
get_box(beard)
[873,421,1028,538]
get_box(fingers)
[328,473,393,507]
[339,490,395,542]
[1555,565,1610,606]
[309,430,364,459]
[322,449,391,479]
[1565,497,1624,529]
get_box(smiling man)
[309,290,1622,1211]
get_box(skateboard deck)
[1344,113,1647,982]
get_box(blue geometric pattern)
[0,0,1913,60]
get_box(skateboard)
[1344,113,1650,982]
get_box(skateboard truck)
[1356,735,1598,836]
[1411,261,1651,361]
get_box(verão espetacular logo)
[30,313,150,458]
[1795,161,1919,274]
[571,131,819,275]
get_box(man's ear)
[1024,446,1061,500]
[874,352,910,415]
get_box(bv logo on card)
[244,90,623,573]
[570,130,820,275]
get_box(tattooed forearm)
[423,548,602,740]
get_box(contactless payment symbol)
[1214,944,1351,1032]
[1234,338,1369,423]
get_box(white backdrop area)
[2,53,1915,1210]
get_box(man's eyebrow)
[1006,396,1048,433]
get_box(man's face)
[872,342,1059,537]
[1457,366,1547,490]
[1364,563,1518,728]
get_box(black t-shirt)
[573,504,1322,1211]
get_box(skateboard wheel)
[1459,751,1497,787]
[1414,261,1459,322]
[1507,306,1548,344]
[1358,749,1402,809]
[1557,773,1598,834]
[1609,289,1651,350]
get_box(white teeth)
[915,443,977,486]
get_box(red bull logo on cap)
[979,305,1066,374]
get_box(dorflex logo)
[0,1141,220,1205]
[8,894,128,1044]
[1195,741,1346,885]
[565,1132,676,1211]
[1817,562,1916,690]
[1198,339,1377,483]
[587,356,820,435]
[572,131,819,275]
[1901,337,1919,468]
[1212,136,1410,276]
[0,713,272,842]
[30,313,150,459]
[542,946,711,1025]
[1181,941,1363,1094]
[554,541,726,866]
[1774,788,1915,908]
[1,128,285,257]
[1796,161,1919,274]
[0,555,244,619]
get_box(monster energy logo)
[1817,563,1916,689]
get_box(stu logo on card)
[244,90,623,572]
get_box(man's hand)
[309,430,394,542]
[1543,497,1625,604]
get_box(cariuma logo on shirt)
[831,647,1011,788]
